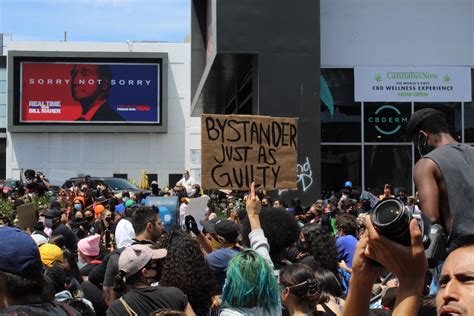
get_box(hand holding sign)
[184,215,201,235]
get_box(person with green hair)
[220,249,280,315]
[220,182,281,316]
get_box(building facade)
[0,56,6,178]
[319,0,474,197]
[190,0,474,199]
[6,41,191,187]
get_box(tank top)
[424,143,474,243]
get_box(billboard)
[9,52,168,133]
[21,62,159,123]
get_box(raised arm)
[246,182,273,268]
[342,232,382,316]
[184,215,213,254]
[364,216,427,316]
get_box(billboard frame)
[8,50,168,133]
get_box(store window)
[364,102,411,142]
[364,145,412,196]
[465,102,474,143]
[321,145,361,198]
[414,102,462,141]
[321,69,361,142]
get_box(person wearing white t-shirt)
[176,170,196,195]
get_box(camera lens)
[376,202,401,224]
[371,198,411,246]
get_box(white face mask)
[189,189,196,196]
[123,197,129,202]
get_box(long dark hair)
[279,264,321,310]
[159,230,217,315]
[314,268,343,301]
[301,224,340,278]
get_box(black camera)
[370,198,446,267]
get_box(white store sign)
[355,66,472,102]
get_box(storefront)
[191,0,474,201]
[320,67,472,197]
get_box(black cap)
[43,208,62,219]
[406,108,445,137]
[200,218,239,242]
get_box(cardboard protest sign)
[201,114,298,190]
[16,203,37,232]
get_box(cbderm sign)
[367,105,408,135]
[8,51,168,133]
[355,66,471,102]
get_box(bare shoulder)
[414,158,441,179]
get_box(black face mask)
[416,133,435,157]
[84,216,93,222]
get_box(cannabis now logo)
[368,105,408,135]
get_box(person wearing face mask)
[83,210,95,226]
[408,108,474,244]
[150,181,162,196]
[107,244,194,315]
[77,234,102,281]
[23,169,50,197]
[44,208,78,253]
[73,209,94,239]
[80,183,94,206]
[102,206,163,306]
[121,191,130,203]
[193,217,241,294]
[188,183,201,198]
[93,208,114,249]
[73,197,85,212]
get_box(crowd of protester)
[0,168,470,316]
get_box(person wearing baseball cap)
[0,227,79,315]
[408,108,474,244]
[107,244,194,315]
[102,206,163,306]
[44,208,78,253]
[200,218,240,247]
[185,216,241,293]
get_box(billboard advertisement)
[19,62,160,124]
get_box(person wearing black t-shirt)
[44,208,78,253]
[106,244,193,315]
